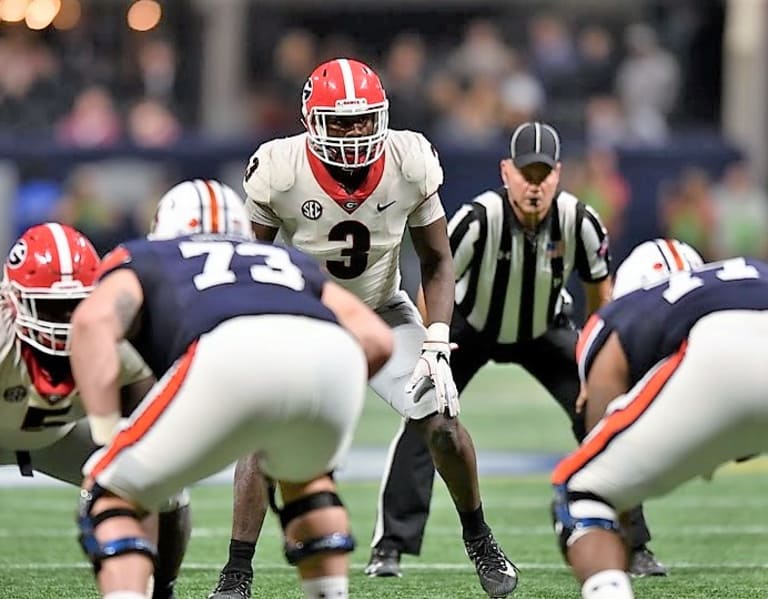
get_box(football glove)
[406,323,460,418]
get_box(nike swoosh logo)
[377,201,396,211]
[501,562,518,577]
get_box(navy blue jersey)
[578,258,768,386]
[99,235,338,375]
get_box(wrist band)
[426,322,450,344]
[88,412,121,446]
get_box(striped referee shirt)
[448,187,610,344]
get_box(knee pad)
[269,482,355,566]
[77,483,158,574]
[551,484,620,559]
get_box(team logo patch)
[301,78,313,106]
[3,385,27,403]
[6,239,27,269]
[547,240,564,259]
[302,200,323,220]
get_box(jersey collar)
[306,141,386,214]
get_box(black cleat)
[364,547,402,577]
[629,545,668,577]
[464,533,519,597]
[207,569,252,599]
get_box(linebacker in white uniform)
[207,58,518,599]
[0,223,189,599]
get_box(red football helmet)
[301,58,389,168]
[2,223,100,356]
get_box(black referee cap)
[510,121,561,169]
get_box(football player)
[550,247,768,599]
[149,178,252,241]
[70,228,393,599]
[208,58,518,599]
[0,223,189,599]
[610,238,704,299]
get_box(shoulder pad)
[243,139,296,201]
[399,131,444,197]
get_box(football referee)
[365,122,667,580]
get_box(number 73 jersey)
[244,130,446,309]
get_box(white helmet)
[149,179,252,240]
[612,238,704,299]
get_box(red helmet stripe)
[203,179,220,233]
[46,222,73,280]
[336,58,357,100]
[663,239,686,271]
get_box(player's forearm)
[585,279,613,316]
[71,314,123,420]
[420,255,455,327]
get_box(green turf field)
[1,365,766,598]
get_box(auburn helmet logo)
[7,240,27,269]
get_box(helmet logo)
[302,78,313,107]
[7,240,27,269]
[301,200,323,220]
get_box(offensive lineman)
[208,57,518,599]
[551,250,768,599]
[0,223,189,599]
[70,220,393,598]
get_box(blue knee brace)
[268,480,355,566]
[551,484,621,558]
[77,483,158,574]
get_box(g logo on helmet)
[7,240,27,269]
[301,78,313,109]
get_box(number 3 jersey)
[0,306,150,450]
[577,257,768,387]
[244,130,446,309]
[99,235,338,376]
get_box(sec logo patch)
[7,239,27,269]
[302,200,323,220]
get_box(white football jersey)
[0,310,151,451]
[244,130,445,308]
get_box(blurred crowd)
[0,6,711,149]
[250,17,684,151]
[2,1,768,266]
[0,30,183,147]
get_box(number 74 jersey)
[244,130,446,309]
[577,257,768,388]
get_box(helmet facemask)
[5,279,91,356]
[304,99,389,168]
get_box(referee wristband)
[426,322,450,345]
[88,412,121,446]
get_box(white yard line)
[2,562,768,571]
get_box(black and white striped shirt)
[448,187,610,344]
